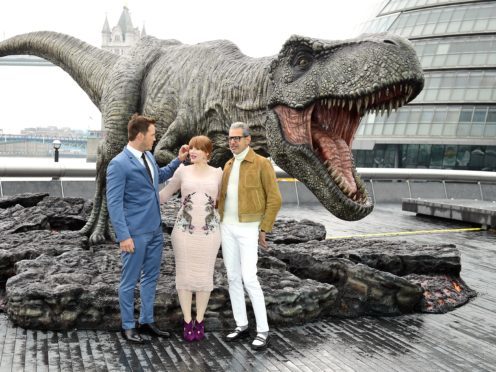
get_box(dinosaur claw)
[89,231,107,245]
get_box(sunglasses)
[227,136,248,142]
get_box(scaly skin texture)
[0,32,424,244]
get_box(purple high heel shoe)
[194,320,205,341]
[183,320,195,342]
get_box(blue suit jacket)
[106,147,181,242]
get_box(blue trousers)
[119,227,164,330]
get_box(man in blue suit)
[106,113,189,343]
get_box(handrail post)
[370,179,376,204]
[60,179,65,198]
[294,179,300,207]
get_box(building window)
[389,2,496,38]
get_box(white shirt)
[223,146,258,227]
[127,144,155,183]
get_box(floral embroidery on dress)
[202,194,219,235]
[176,192,195,234]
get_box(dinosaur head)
[265,33,424,221]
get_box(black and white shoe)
[251,334,270,351]
[225,327,250,342]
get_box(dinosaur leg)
[80,139,116,243]
[205,129,232,167]
[80,38,165,244]
[154,118,192,165]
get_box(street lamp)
[52,139,61,162]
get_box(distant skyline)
[0,0,383,134]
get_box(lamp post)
[52,139,61,162]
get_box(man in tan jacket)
[218,122,282,351]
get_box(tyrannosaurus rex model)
[0,32,424,243]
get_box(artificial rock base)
[0,194,476,330]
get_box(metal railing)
[0,163,95,177]
[1,163,496,182]
[1,164,495,202]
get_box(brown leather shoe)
[137,322,170,338]
[121,328,144,344]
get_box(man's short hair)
[128,113,156,141]
[230,122,250,137]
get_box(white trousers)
[221,223,269,332]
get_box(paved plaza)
[0,203,495,371]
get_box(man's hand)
[178,144,190,162]
[258,231,268,251]
[120,237,135,253]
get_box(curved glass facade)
[414,35,496,69]
[358,105,496,137]
[354,0,496,171]
[415,71,496,103]
[388,2,496,39]
[353,143,496,171]
[380,0,482,15]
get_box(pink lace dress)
[159,164,223,291]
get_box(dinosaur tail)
[0,31,118,109]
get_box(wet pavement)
[1,203,495,371]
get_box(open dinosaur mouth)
[274,83,416,203]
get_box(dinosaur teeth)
[405,86,413,101]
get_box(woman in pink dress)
[159,135,223,342]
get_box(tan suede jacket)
[218,147,282,232]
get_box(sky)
[0,0,383,134]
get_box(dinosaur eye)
[291,49,314,77]
[298,57,309,67]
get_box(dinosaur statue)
[0,32,424,243]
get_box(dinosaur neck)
[0,31,118,109]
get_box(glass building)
[353,0,496,171]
